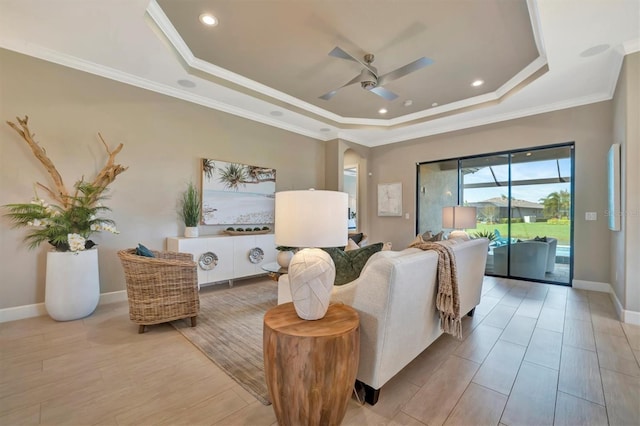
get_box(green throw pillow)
[136,243,155,257]
[322,242,383,286]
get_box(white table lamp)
[275,189,348,320]
[442,206,477,240]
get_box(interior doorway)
[344,165,358,230]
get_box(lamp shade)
[442,206,477,229]
[275,190,348,248]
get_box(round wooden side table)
[263,302,359,426]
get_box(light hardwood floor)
[1,276,639,425]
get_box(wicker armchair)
[118,249,200,333]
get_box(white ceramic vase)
[276,250,294,268]
[185,226,199,238]
[45,248,100,321]
[287,248,335,320]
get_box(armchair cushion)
[323,242,383,285]
[135,243,155,257]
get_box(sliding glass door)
[417,144,574,285]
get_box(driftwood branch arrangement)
[6,115,128,208]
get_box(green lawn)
[473,222,571,245]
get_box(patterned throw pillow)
[349,232,364,245]
[322,242,383,285]
[344,238,360,251]
[136,243,155,257]
[426,231,444,242]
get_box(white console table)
[167,234,276,288]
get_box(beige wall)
[367,102,614,284]
[0,49,325,309]
[612,52,640,312]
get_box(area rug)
[171,277,277,405]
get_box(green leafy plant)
[3,116,126,252]
[471,230,497,241]
[180,182,201,227]
[5,182,119,252]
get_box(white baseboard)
[0,290,128,324]
[0,303,48,323]
[572,279,610,292]
[572,279,640,325]
[99,290,127,305]
[624,309,640,326]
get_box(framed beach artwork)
[201,159,276,225]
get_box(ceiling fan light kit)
[319,46,433,102]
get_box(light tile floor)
[1,276,639,425]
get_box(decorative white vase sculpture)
[45,248,100,321]
[276,250,294,268]
[185,227,199,238]
[287,248,335,320]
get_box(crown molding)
[355,91,613,147]
[0,37,333,142]
[146,0,549,128]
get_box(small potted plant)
[180,182,201,238]
[276,246,296,268]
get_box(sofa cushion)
[411,231,444,247]
[427,231,444,241]
[344,238,360,251]
[323,242,383,285]
[349,232,364,245]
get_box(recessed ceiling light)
[177,79,196,88]
[269,111,283,117]
[403,100,413,107]
[471,80,484,87]
[580,44,610,57]
[431,102,439,107]
[199,13,218,26]
[378,108,388,114]
[526,152,532,156]
[319,128,331,132]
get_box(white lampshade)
[275,190,348,248]
[442,206,477,230]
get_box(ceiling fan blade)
[318,73,364,100]
[378,57,433,86]
[328,46,378,77]
[369,86,398,101]
[319,90,339,101]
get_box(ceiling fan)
[319,46,433,101]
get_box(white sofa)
[278,237,489,404]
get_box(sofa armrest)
[332,249,441,390]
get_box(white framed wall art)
[378,182,403,217]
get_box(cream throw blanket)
[408,240,462,339]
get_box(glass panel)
[508,147,572,283]
[417,159,458,235]
[460,155,513,276]
[419,145,572,285]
